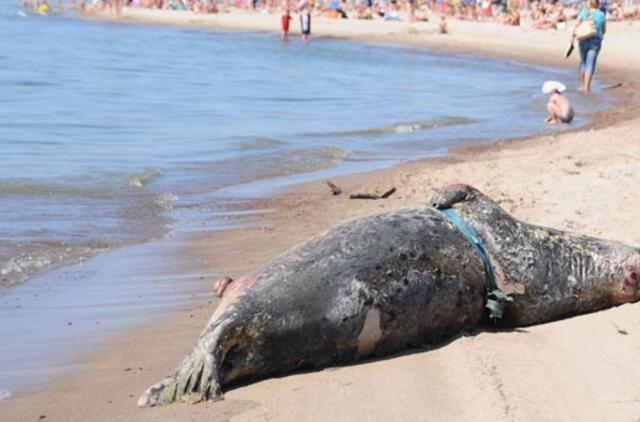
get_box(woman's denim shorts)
[579,37,602,75]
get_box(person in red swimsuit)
[281,0,292,40]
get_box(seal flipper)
[138,351,222,407]
[138,325,226,407]
[430,184,479,209]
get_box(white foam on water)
[127,167,162,188]
[0,388,10,401]
[393,124,419,134]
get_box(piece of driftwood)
[350,187,396,200]
[326,180,342,195]
[602,82,623,90]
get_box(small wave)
[10,80,55,87]
[1,169,162,196]
[6,9,28,18]
[303,116,475,138]
[232,146,352,178]
[153,193,178,211]
[307,146,351,160]
[0,388,10,401]
[232,95,340,103]
[192,146,352,190]
[127,168,162,188]
[0,241,111,289]
[0,181,115,199]
[269,96,339,103]
[232,136,285,151]
[273,146,351,175]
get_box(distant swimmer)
[542,80,574,125]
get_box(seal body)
[139,185,640,407]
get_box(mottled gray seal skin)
[139,184,640,407]
[430,183,640,326]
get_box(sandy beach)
[2,8,640,422]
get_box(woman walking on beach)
[576,0,606,93]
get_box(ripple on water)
[0,240,112,289]
[126,167,162,188]
[302,116,475,138]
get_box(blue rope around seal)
[440,207,511,319]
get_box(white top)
[542,80,567,95]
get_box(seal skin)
[139,185,640,407]
[430,184,640,325]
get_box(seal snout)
[622,265,640,298]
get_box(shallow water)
[0,5,611,289]
[0,236,213,397]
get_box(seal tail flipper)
[138,347,222,407]
[140,271,258,407]
[138,323,228,407]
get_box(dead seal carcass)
[139,184,640,407]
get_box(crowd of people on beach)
[29,0,640,29]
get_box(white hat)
[542,80,567,95]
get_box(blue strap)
[441,208,510,319]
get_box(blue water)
[0,4,609,289]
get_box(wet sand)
[2,10,640,422]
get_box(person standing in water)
[281,0,292,40]
[542,81,574,125]
[575,0,606,93]
[298,0,311,41]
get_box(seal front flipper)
[430,184,479,209]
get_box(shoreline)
[2,9,640,422]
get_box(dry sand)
[2,9,640,422]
